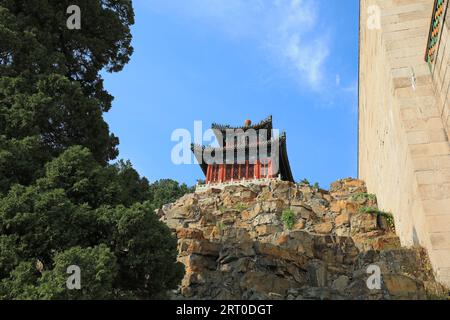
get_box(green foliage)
[98,202,185,297]
[0,245,118,300]
[38,146,152,208]
[313,182,320,190]
[0,1,188,299]
[234,203,247,212]
[0,261,41,300]
[0,0,134,165]
[0,148,187,299]
[0,235,23,279]
[216,222,225,232]
[382,213,395,230]
[351,193,377,202]
[300,179,310,185]
[148,179,194,211]
[0,184,93,263]
[359,206,385,215]
[0,136,48,194]
[359,206,395,230]
[282,209,296,230]
[36,245,118,300]
[218,206,227,214]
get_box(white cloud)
[270,0,329,89]
[146,0,331,90]
[336,74,341,87]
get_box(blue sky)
[103,0,360,189]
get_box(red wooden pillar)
[223,164,226,182]
[219,164,224,182]
[256,160,260,179]
[206,165,212,183]
[238,164,241,180]
[213,165,217,183]
[245,161,248,180]
[268,160,273,178]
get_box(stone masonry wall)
[432,6,450,139]
[359,0,450,286]
[160,179,446,300]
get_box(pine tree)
[0,1,185,299]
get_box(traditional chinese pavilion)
[191,116,294,185]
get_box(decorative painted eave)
[425,0,449,68]
[194,131,287,153]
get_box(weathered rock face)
[160,178,447,300]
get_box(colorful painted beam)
[425,0,449,68]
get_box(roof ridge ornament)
[211,115,273,131]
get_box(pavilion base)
[195,177,282,193]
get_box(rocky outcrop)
[160,179,448,300]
